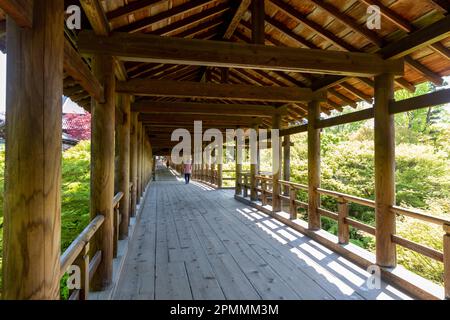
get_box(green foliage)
[0,141,91,297]
[61,141,91,251]
[289,83,450,285]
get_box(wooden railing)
[60,215,104,300]
[268,180,450,296]
[113,192,124,258]
[60,191,124,300]
[255,175,273,206]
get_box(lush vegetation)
[0,141,91,297]
[286,82,450,285]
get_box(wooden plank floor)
[113,165,412,300]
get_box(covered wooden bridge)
[0,0,450,300]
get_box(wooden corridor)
[113,165,411,300]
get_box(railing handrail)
[113,191,124,207]
[392,205,450,226]
[278,179,308,190]
[60,215,105,278]
[316,187,376,208]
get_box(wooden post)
[338,198,350,244]
[218,145,223,188]
[243,175,249,198]
[130,112,138,217]
[153,155,156,181]
[117,95,131,239]
[113,203,120,258]
[289,187,297,220]
[251,0,265,45]
[261,180,267,205]
[235,133,243,195]
[272,114,282,212]
[2,0,63,299]
[140,123,144,194]
[136,122,142,202]
[74,244,90,300]
[250,124,258,201]
[90,54,116,290]
[308,100,321,230]
[444,223,450,299]
[374,73,396,268]
[283,135,291,195]
[211,147,216,185]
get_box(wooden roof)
[1,0,449,128]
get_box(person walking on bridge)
[183,162,192,184]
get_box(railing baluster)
[261,180,267,205]
[338,197,350,244]
[289,187,297,220]
[444,223,450,299]
[113,202,119,258]
[74,243,90,300]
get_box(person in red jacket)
[183,162,192,184]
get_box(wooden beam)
[78,31,404,77]
[280,124,307,136]
[390,88,450,114]
[312,14,449,91]
[139,114,263,125]
[3,0,62,299]
[374,73,396,268]
[317,108,374,129]
[80,0,110,36]
[430,0,449,12]
[132,100,284,117]
[358,0,413,32]
[117,79,322,103]
[106,0,163,20]
[404,56,444,86]
[223,0,251,39]
[0,0,33,28]
[251,0,265,44]
[80,0,129,81]
[64,39,104,103]
[116,0,217,33]
[269,0,354,51]
[379,15,450,59]
[149,3,230,37]
[340,82,373,103]
[309,0,383,47]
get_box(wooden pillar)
[374,73,396,268]
[90,54,116,290]
[250,125,258,201]
[235,137,243,195]
[211,148,216,185]
[218,145,223,188]
[283,135,291,195]
[117,95,131,239]
[136,122,142,202]
[308,100,321,230]
[153,155,156,181]
[140,123,145,193]
[130,112,138,217]
[272,115,282,212]
[444,223,450,299]
[2,0,63,299]
[251,0,265,44]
